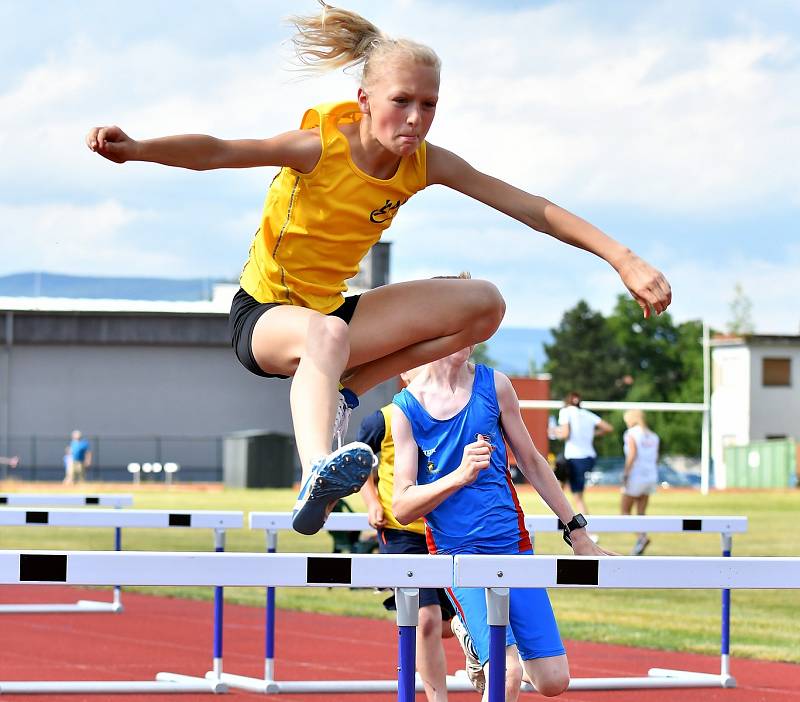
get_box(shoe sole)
[292,444,374,535]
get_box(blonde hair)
[289,1,440,87]
[623,409,648,428]
[432,271,472,280]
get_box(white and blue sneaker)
[292,442,376,535]
[332,389,359,449]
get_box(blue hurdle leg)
[486,587,510,702]
[265,530,277,682]
[395,587,420,702]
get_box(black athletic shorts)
[378,527,456,618]
[229,287,361,379]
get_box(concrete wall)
[749,344,800,440]
[0,311,395,480]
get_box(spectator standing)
[621,409,660,555]
[556,392,613,517]
[66,430,92,484]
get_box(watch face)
[572,514,587,530]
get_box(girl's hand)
[86,125,138,164]
[367,503,387,530]
[571,530,618,556]
[615,251,672,318]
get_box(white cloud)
[0,201,179,276]
[0,0,798,332]
[2,2,798,212]
[663,253,800,334]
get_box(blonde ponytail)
[289,1,440,87]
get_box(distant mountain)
[483,327,552,376]
[0,272,222,301]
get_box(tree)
[728,282,754,335]
[470,342,495,366]
[543,300,626,402]
[601,296,704,456]
[545,296,705,457]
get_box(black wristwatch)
[558,513,588,546]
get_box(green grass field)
[1,483,798,663]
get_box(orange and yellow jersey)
[239,101,428,313]
[358,405,425,535]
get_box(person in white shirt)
[556,391,613,516]
[621,409,660,555]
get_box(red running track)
[0,585,798,701]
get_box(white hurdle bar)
[0,509,242,614]
[0,551,452,698]
[0,495,133,611]
[455,554,800,695]
[0,494,134,508]
[238,512,747,694]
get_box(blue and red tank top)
[392,364,531,555]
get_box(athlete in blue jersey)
[392,346,610,699]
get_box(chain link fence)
[2,435,223,483]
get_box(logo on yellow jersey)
[370,198,408,224]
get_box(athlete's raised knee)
[464,280,505,338]
[305,315,350,359]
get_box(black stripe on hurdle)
[0,497,7,504]
[682,519,702,531]
[556,558,599,586]
[168,513,192,527]
[306,556,352,585]
[85,497,100,505]
[19,554,68,582]
[26,511,49,524]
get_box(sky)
[1,0,799,332]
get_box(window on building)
[762,358,791,387]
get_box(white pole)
[701,322,711,495]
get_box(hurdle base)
[0,600,121,614]
[0,678,226,695]
[157,672,228,693]
[648,667,736,688]
[216,672,433,694]
[452,668,737,693]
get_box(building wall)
[1,321,395,479]
[711,337,800,489]
[749,344,800,441]
[507,376,551,465]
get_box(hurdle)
[0,551,453,698]
[0,509,241,616]
[0,494,133,508]
[455,554,800,695]
[1,495,131,612]
[226,512,747,694]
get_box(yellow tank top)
[239,101,428,313]
[376,405,425,535]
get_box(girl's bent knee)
[535,673,570,697]
[466,281,505,338]
[308,315,350,348]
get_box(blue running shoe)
[292,442,376,535]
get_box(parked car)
[584,463,700,489]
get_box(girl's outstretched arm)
[495,371,613,556]
[85,126,322,173]
[426,143,672,317]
